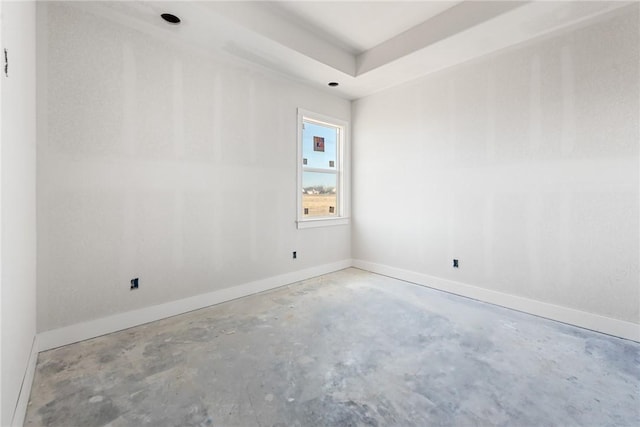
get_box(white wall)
[37,3,350,332]
[1,0,37,425]
[352,7,639,325]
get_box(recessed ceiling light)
[328,82,339,87]
[161,13,181,25]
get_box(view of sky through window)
[302,121,337,188]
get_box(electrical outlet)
[130,278,139,290]
[453,259,459,268]
[292,251,297,259]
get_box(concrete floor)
[26,268,639,426]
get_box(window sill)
[296,217,350,229]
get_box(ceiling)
[268,1,461,54]
[77,1,632,100]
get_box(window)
[297,109,349,228]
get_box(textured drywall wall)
[1,1,37,424]
[352,6,639,324]
[37,3,350,331]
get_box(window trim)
[296,108,350,229]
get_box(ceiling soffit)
[73,1,634,100]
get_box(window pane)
[302,121,337,169]
[302,171,337,217]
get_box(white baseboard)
[36,257,639,352]
[38,260,352,352]
[352,259,640,342]
[12,335,39,427]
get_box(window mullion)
[302,167,337,174]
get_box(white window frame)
[296,108,350,229]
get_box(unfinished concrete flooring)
[26,268,639,426]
